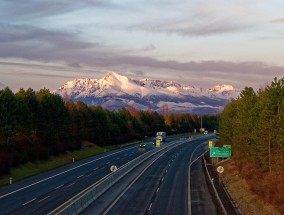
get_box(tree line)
[0,87,218,175]
[219,77,284,213]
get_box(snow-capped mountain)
[54,72,240,114]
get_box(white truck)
[156,132,166,142]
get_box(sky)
[0,0,284,92]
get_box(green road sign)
[223,145,231,148]
[210,147,231,158]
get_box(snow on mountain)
[208,84,240,99]
[54,72,240,114]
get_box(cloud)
[0,0,115,21]
[0,22,282,86]
[1,56,282,91]
[127,15,254,37]
[0,23,100,63]
[272,18,284,23]
[118,0,260,37]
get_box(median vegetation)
[219,77,284,213]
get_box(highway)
[0,135,216,214]
[0,140,160,215]
[82,135,217,215]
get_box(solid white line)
[55,184,64,190]
[77,175,83,179]
[0,146,136,199]
[23,198,36,206]
[38,196,50,203]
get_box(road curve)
[82,135,217,215]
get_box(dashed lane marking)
[23,198,36,206]
[55,184,64,190]
[38,196,50,203]
[148,203,153,211]
[66,182,75,188]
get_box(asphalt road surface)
[83,135,216,215]
[190,159,217,215]
[0,141,158,215]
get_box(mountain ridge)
[54,71,240,114]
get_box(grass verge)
[221,159,281,215]
[0,142,132,187]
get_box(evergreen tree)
[0,87,17,145]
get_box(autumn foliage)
[0,87,218,176]
[219,77,284,213]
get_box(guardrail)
[203,154,227,215]
[49,140,184,215]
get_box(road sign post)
[208,140,213,148]
[156,139,161,147]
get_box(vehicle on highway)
[139,143,146,148]
[156,131,166,141]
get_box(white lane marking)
[156,188,159,193]
[162,177,164,182]
[188,140,209,215]
[0,146,136,199]
[148,203,153,211]
[38,196,50,203]
[116,158,120,160]
[66,182,75,188]
[55,184,64,190]
[106,162,110,165]
[93,167,98,171]
[86,173,92,177]
[23,198,36,206]
[77,175,83,179]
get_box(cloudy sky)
[0,0,284,92]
